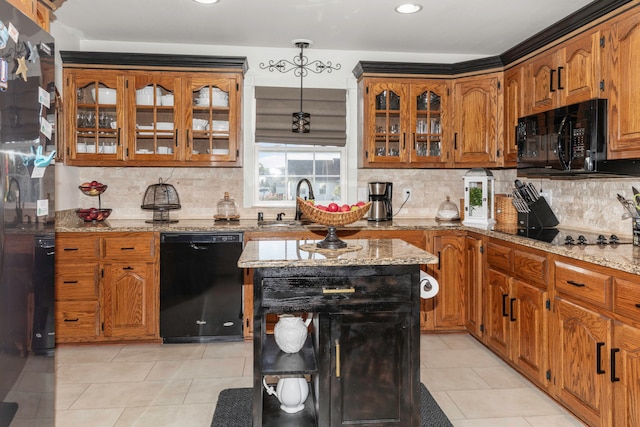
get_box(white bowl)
[136,87,161,105]
[90,88,117,104]
[110,121,117,129]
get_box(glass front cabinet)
[61,53,245,167]
[359,78,450,168]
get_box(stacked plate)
[196,87,229,107]
[208,120,229,131]
[136,86,162,105]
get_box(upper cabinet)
[603,7,640,159]
[452,72,503,167]
[6,0,52,31]
[61,52,246,167]
[358,78,450,168]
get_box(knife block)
[517,197,559,229]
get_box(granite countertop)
[238,238,438,268]
[55,212,640,276]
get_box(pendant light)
[292,41,311,133]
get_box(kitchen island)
[238,238,437,427]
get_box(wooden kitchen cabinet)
[484,239,549,387]
[464,233,484,338]
[503,65,523,166]
[451,72,503,167]
[603,7,640,159]
[523,28,603,116]
[358,77,451,168]
[61,52,245,167]
[611,322,640,427]
[425,231,465,331]
[55,232,159,343]
[7,0,50,30]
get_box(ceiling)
[52,0,597,57]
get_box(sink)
[258,220,305,228]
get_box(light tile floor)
[54,333,585,427]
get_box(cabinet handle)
[412,133,416,150]
[502,294,509,317]
[454,133,458,150]
[635,303,640,309]
[550,69,556,92]
[322,287,355,294]
[596,342,606,374]
[335,340,341,378]
[557,66,564,90]
[437,251,441,270]
[186,129,190,148]
[63,280,79,284]
[63,248,79,251]
[120,247,135,251]
[611,348,620,382]
[174,129,179,147]
[64,318,79,322]
[117,127,121,146]
[566,280,585,287]
[402,133,406,150]
[123,266,134,271]
[509,298,516,322]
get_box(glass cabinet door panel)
[368,82,406,162]
[73,79,120,159]
[409,84,447,164]
[187,77,237,161]
[130,77,179,159]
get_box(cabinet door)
[485,268,510,359]
[612,322,640,427]
[606,10,640,159]
[511,279,547,386]
[464,234,483,338]
[362,80,408,165]
[560,30,603,106]
[126,73,182,161]
[185,75,241,164]
[330,311,415,426]
[64,70,125,163]
[102,262,157,339]
[553,297,612,427]
[525,51,558,114]
[503,66,523,166]
[452,74,500,166]
[408,81,450,167]
[431,234,465,330]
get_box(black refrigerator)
[0,1,55,425]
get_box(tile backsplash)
[71,166,640,237]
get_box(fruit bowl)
[76,208,112,222]
[296,197,371,226]
[79,183,107,196]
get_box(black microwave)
[516,99,609,177]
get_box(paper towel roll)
[419,270,439,299]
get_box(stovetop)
[517,228,634,246]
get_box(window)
[255,142,344,205]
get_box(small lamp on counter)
[462,168,496,230]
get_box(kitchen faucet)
[295,178,315,221]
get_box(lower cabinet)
[55,232,159,343]
[254,264,421,426]
[552,297,612,427]
[464,233,484,338]
[612,321,640,427]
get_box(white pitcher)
[262,377,309,414]
[273,314,312,353]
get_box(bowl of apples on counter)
[296,197,371,249]
[76,180,112,222]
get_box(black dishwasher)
[160,232,243,343]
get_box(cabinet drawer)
[555,260,612,308]
[56,265,99,300]
[56,235,99,261]
[513,249,547,287]
[55,301,100,341]
[261,274,413,312]
[614,277,640,322]
[487,241,511,272]
[103,234,155,260]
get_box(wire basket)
[296,197,371,226]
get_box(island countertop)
[238,238,438,268]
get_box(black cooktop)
[516,228,633,246]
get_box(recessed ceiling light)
[395,3,423,14]
[193,0,219,4]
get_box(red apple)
[328,202,339,212]
[340,204,351,212]
[356,201,366,207]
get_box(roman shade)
[255,86,347,147]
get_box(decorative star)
[26,41,39,63]
[15,56,28,81]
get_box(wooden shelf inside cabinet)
[262,388,317,427]
[261,335,317,376]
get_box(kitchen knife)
[514,179,532,203]
[526,183,540,201]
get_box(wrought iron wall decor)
[259,39,341,133]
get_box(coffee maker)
[368,182,393,221]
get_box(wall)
[49,28,640,237]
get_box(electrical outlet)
[403,188,412,201]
